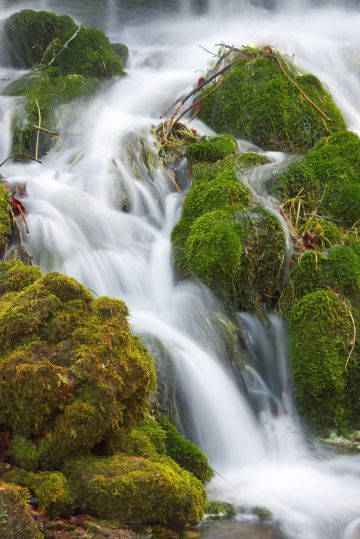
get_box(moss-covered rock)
[273,130,360,228]
[5,71,100,156]
[192,152,268,183]
[0,482,42,539]
[186,135,237,164]
[205,500,236,519]
[288,290,353,432]
[111,42,130,66]
[0,183,11,255]
[198,49,345,152]
[44,27,125,79]
[2,468,74,518]
[0,269,156,469]
[64,455,206,526]
[0,10,77,68]
[0,260,41,294]
[159,418,213,483]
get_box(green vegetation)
[0,482,42,538]
[44,27,124,79]
[1,10,76,68]
[192,152,268,182]
[186,134,238,163]
[288,290,353,432]
[205,500,236,519]
[0,264,156,469]
[0,260,41,294]
[0,184,11,255]
[2,468,74,518]
[273,130,360,228]
[199,50,345,152]
[159,418,213,483]
[64,454,206,525]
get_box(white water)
[1,3,360,538]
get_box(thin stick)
[33,25,82,72]
[160,59,239,119]
[0,153,42,167]
[345,306,357,371]
[35,100,41,161]
[32,125,59,136]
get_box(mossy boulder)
[288,290,353,432]
[105,416,212,483]
[64,455,206,526]
[0,482,42,539]
[172,162,285,310]
[273,130,360,228]
[159,418,213,483]
[198,50,345,152]
[2,468,74,518]
[44,27,125,79]
[192,152,268,183]
[0,10,77,68]
[186,135,238,164]
[205,500,236,519]
[0,184,11,255]
[111,42,130,66]
[0,265,156,469]
[0,260,41,294]
[5,71,100,156]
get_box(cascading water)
[1,2,360,538]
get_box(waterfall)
[1,2,360,538]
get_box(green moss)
[0,272,156,470]
[186,135,237,164]
[45,27,124,79]
[10,436,40,472]
[2,468,74,518]
[192,152,268,183]
[0,261,41,294]
[159,418,213,483]
[273,131,360,228]
[64,454,206,526]
[111,42,129,66]
[205,500,236,519]
[0,184,11,255]
[199,52,345,152]
[6,72,100,156]
[1,10,77,68]
[0,482,42,539]
[289,290,352,432]
[103,417,166,459]
[183,209,244,301]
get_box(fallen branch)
[35,99,41,161]
[32,125,59,136]
[0,153,42,167]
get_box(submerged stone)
[198,49,345,152]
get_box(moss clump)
[199,51,345,152]
[273,130,360,228]
[2,468,74,518]
[0,184,11,255]
[105,418,167,459]
[64,455,206,526]
[159,418,213,483]
[111,42,129,66]
[0,271,156,469]
[45,27,124,79]
[186,135,237,164]
[10,436,40,472]
[1,10,77,68]
[205,500,236,519]
[6,72,100,156]
[0,260,41,294]
[192,152,268,183]
[288,290,353,432]
[0,482,42,539]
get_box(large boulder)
[0,261,156,469]
[64,454,206,526]
[198,48,345,152]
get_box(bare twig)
[35,99,41,161]
[32,125,59,136]
[0,153,42,167]
[33,25,82,72]
[345,306,357,371]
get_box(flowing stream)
[1,2,360,538]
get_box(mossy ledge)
[198,47,345,152]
